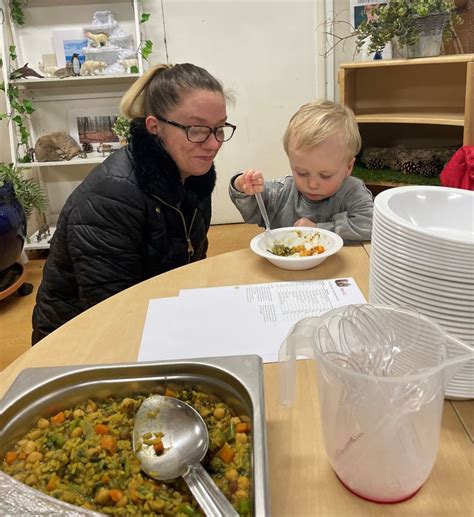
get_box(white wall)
[147,0,325,223]
[1,0,327,225]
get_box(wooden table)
[1,246,472,516]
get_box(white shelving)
[17,150,117,168]
[24,225,57,250]
[0,0,144,246]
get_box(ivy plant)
[137,3,153,67]
[9,0,25,25]
[0,45,35,162]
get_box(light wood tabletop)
[1,245,472,516]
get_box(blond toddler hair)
[283,100,361,160]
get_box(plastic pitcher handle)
[279,331,317,406]
[443,335,474,386]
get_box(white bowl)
[374,186,474,245]
[250,227,343,271]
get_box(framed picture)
[350,0,388,30]
[68,108,119,147]
[53,29,88,68]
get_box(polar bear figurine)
[119,58,138,73]
[84,32,109,48]
[80,60,107,76]
[38,62,58,77]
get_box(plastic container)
[279,304,473,503]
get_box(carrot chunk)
[109,489,123,502]
[100,435,117,455]
[95,423,109,435]
[5,451,17,465]
[235,422,250,433]
[51,412,65,425]
[164,388,177,397]
[218,443,235,463]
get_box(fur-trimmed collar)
[129,118,216,205]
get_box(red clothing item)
[440,146,474,191]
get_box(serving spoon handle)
[184,464,239,517]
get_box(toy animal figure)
[82,142,93,153]
[119,58,138,73]
[36,224,50,243]
[97,143,113,156]
[54,62,74,79]
[10,63,44,80]
[38,62,58,78]
[71,54,81,76]
[84,31,109,47]
[80,60,107,76]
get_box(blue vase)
[0,181,26,272]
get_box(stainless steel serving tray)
[0,354,270,516]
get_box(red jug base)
[336,474,423,504]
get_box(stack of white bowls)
[369,186,474,399]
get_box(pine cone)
[419,162,440,177]
[401,161,421,175]
[82,142,93,153]
[365,158,384,170]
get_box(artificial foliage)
[0,163,48,218]
[9,0,25,25]
[0,45,35,161]
[138,2,153,63]
[353,164,440,187]
[355,0,462,54]
[112,116,131,142]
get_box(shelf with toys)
[0,0,147,246]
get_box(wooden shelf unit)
[338,54,474,147]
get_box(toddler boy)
[229,100,373,241]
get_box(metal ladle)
[133,395,239,517]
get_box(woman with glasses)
[32,63,236,344]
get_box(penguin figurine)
[71,53,81,76]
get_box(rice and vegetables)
[1,388,252,516]
[268,230,326,257]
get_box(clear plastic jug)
[279,304,474,503]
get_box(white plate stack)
[369,186,474,399]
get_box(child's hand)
[234,169,265,195]
[294,217,317,228]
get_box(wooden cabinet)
[338,54,474,148]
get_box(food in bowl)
[250,227,344,271]
[1,388,252,516]
[268,230,326,257]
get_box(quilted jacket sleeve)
[65,168,147,308]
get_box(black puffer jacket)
[32,119,216,343]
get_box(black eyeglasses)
[155,115,236,143]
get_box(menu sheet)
[138,278,366,363]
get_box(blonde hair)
[120,63,227,119]
[283,100,361,159]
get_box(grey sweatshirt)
[229,174,373,242]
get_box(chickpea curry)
[1,388,252,516]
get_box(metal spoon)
[133,395,239,517]
[255,191,273,235]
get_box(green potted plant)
[112,116,131,146]
[0,163,48,218]
[354,0,462,58]
[0,163,47,285]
